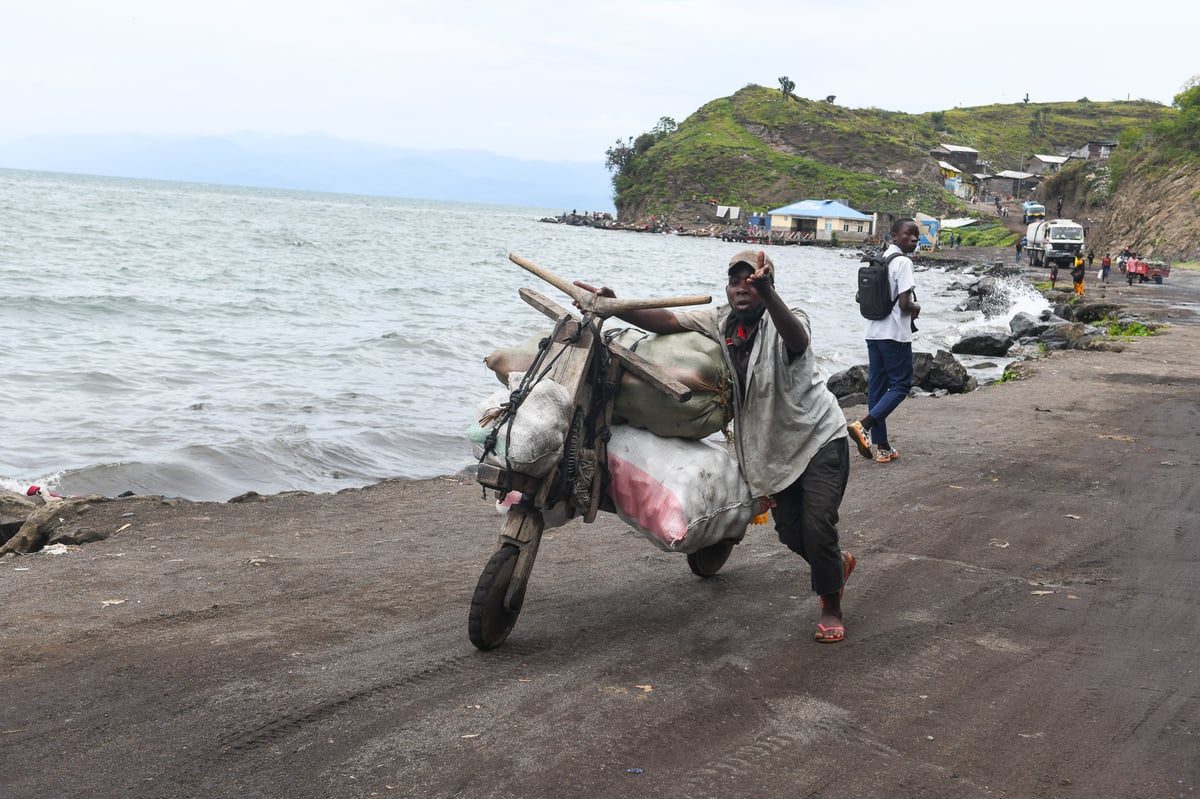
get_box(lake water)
[0,168,1045,501]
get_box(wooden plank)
[542,326,594,391]
[476,464,543,496]
[607,339,692,402]
[518,287,577,324]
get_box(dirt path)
[2,270,1198,798]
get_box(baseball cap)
[727,249,774,279]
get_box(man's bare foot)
[816,593,844,642]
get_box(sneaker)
[847,421,873,459]
[875,447,899,463]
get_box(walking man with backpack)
[848,218,922,464]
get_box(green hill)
[608,84,1171,225]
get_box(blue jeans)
[866,339,913,449]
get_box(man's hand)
[748,251,774,291]
[572,280,615,298]
[571,280,616,311]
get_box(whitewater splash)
[920,273,1053,384]
[980,274,1053,321]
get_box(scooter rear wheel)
[687,540,736,578]
[469,544,524,650]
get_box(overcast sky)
[3,0,1195,163]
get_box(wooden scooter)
[469,253,712,650]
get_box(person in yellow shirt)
[1071,254,1086,295]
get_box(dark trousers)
[770,437,850,596]
[866,338,914,449]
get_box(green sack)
[483,328,731,440]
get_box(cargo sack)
[466,373,572,478]
[605,425,763,554]
[607,328,730,439]
[483,329,730,440]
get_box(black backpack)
[856,251,901,320]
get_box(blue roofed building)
[766,199,875,244]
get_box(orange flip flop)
[840,551,857,598]
[814,623,845,643]
[819,551,858,609]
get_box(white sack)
[467,374,572,478]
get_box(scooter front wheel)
[469,544,525,650]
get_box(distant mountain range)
[0,133,615,212]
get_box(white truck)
[1026,219,1085,268]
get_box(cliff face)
[1099,159,1200,262]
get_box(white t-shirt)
[864,245,916,343]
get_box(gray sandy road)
[2,270,1198,798]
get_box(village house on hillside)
[938,160,972,200]
[930,143,983,173]
[767,199,874,243]
[1029,154,1068,175]
[980,169,1039,200]
[1069,140,1118,160]
[918,134,1120,214]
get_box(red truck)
[1125,258,1171,285]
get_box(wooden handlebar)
[508,253,710,318]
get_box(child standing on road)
[1072,255,1086,295]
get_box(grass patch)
[994,361,1037,384]
[956,224,1019,247]
[996,366,1021,383]
[1105,319,1157,337]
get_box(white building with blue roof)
[767,199,875,243]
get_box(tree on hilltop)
[778,76,795,101]
[604,118,677,175]
[604,117,680,208]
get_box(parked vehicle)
[1021,201,1046,224]
[1026,219,1085,267]
[1125,258,1170,285]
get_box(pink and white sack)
[605,425,766,554]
